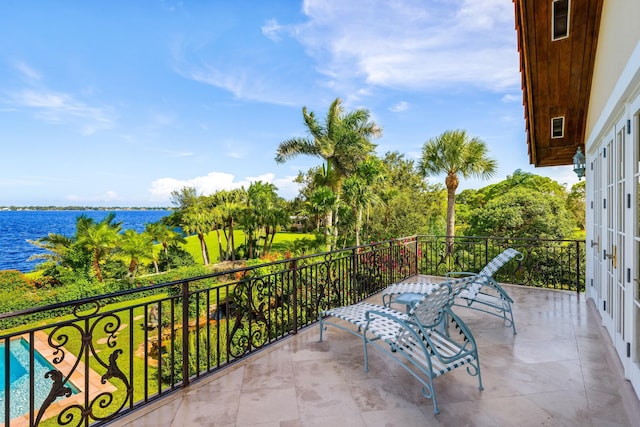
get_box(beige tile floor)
[112,283,640,427]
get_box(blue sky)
[0,0,578,207]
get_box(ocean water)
[0,210,170,273]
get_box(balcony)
[2,237,639,425]
[106,282,638,426]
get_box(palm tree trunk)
[128,259,138,277]
[263,225,270,254]
[332,208,340,249]
[445,173,459,256]
[93,250,103,282]
[268,229,276,252]
[223,225,230,261]
[325,210,333,251]
[199,233,209,265]
[229,219,236,261]
[355,207,363,247]
[216,229,224,262]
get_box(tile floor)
[111,282,640,427]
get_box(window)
[551,117,565,138]
[552,0,570,40]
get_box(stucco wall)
[586,0,640,140]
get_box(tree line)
[21,97,584,291]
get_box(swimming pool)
[0,337,78,421]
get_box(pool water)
[0,338,78,421]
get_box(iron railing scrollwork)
[32,304,133,427]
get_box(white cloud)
[149,172,241,201]
[173,0,520,106]
[273,175,302,199]
[11,89,115,134]
[262,18,285,41]
[148,171,302,202]
[293,0,519,92]
[171,50,300,106]
[389,101,409,112]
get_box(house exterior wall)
[585,0,640,138]
[584,0,640,400]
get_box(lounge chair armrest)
[445,271,477,279]
[479,276,514,303]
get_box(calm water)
[0,210,170,273]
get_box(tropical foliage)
[21,99,586,309]
[418,129,497,252]
[275,97,382,249]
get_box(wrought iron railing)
[0,236,584,426]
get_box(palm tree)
[247,181,285,254]
[275,98,381,249]
[75,213,122,282]
[119,230,154,278]
[144,220,186,273]
[418,129,497,253]
[215,189,245,261]
[342,174,382,247]
[27,233,74,265]
[181,202,215,266]
[307,186,337,238]
[145,221,185,256]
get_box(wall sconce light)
[573,147,586,180]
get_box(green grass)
[182,230,315,264]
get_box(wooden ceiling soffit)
[513,0,603,167]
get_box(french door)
[631,102,640,387]
[599,116,628,359]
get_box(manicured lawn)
[182,230,316,265]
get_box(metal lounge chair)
[382,248,523,334]
[319,275,483,415]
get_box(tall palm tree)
[418,129,497,253]
[215,189,245,261]
[275,98,381,249]
[342,172,382,247]
[247,181,284,254]
[181,202,215,266]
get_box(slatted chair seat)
[381,248,522,334]
[322,302,409,335]
[381,282,439,307]
[319,275,483,415]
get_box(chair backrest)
[409,284,451,328]
[409,276,477,327]
[467,248,522,299]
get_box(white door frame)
[628,94,640,388]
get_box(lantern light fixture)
[573,147,586,180]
